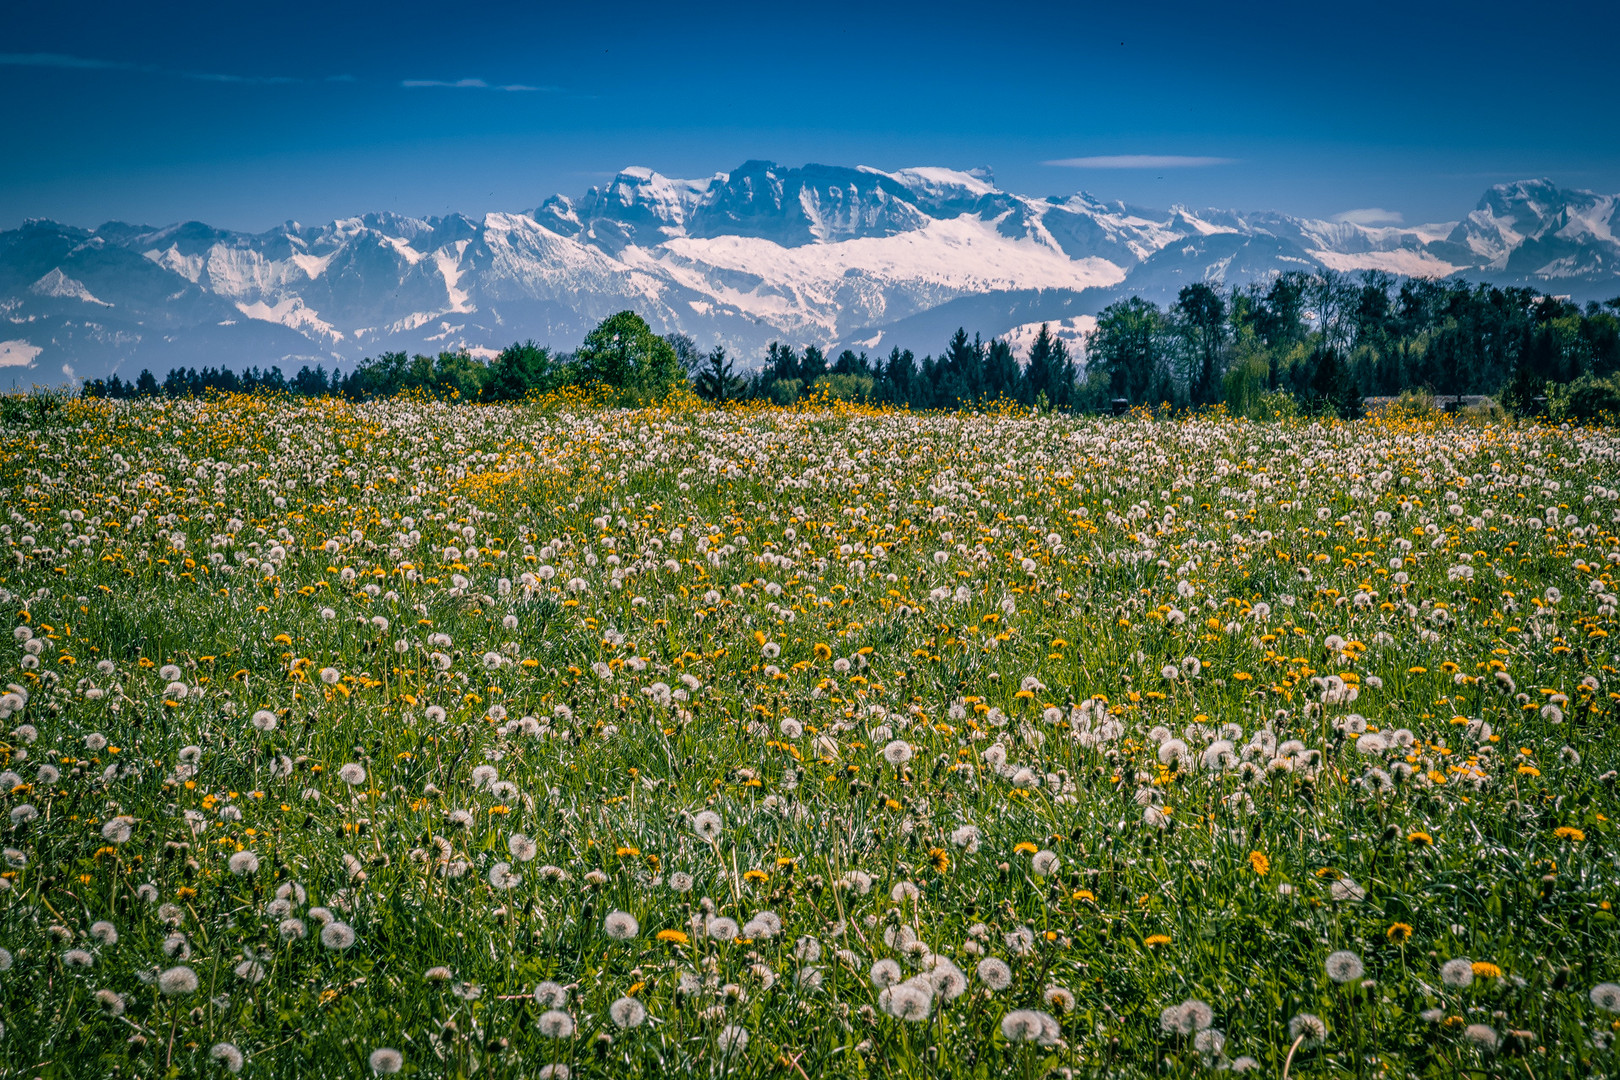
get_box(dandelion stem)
[1280,1034,1305,1080]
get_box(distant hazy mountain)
[3,164,1616,385]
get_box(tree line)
[1082,272,1620,420]
[81,272,1620,419]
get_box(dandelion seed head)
[1441,957,1475,988]
[1288,1012,1326,1048]
[368,1048,404,1074]
[608,996,647,1028]
[158,965,199,996]
[603,911,639,940]
[210,1043,244,1073]
[1325,950,1365,983]
[976,957,1012,991]
[320,922,356,950]
[1591,983,1620,1013]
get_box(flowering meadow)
[2,394,1619,1078]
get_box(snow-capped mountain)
[3,165,1617,385]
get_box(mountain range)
[3,163,1617,385]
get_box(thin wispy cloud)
[4,52,554,93]
[1,51,304,84]
[185,71,303,85]
[0,52,148,72]
[1332,207,1405,226]
[402,78,552,92]
[1045,155,1236,169]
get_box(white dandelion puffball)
[880,980,933,1021]
[368,1048,404,1074]
[881,739,913,765]
[870,958,902,987]
[338,763,366,786]
[1288,1013,1327,1048]
[1000,1009,1050,1043]
[690,810,723,841]
[534,980,569,1007]
[210,1043,244,1074]
[608,996,647,1028]
[603,910,639,940]
[1440,957,1474,988]
[228,850,260,876]
[538,1010,576,1038]
[158,965,199,995]
[321,922,356,950]
[1325,950,1364,983]
[976,957,1012,991]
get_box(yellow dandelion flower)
[1248,851,1270,876]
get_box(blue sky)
[3,0,1615,232]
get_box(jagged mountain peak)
[2,169,1616,385]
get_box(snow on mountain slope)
[435,241,474,313]
[2,168,1617,384]
[30,268,112,306]
[1437,180,1620,278]
[879,166,999,217]
[1029,195,1185,263]
[235,297,344,342]
[642,213,1125,338]
[1310,248,1464,277]
[1003,315,1095,363]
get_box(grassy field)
[1,393,1618,1078]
